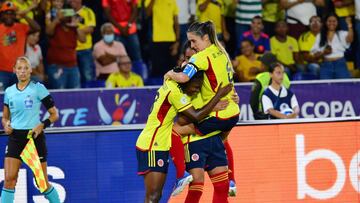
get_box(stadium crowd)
[0,0,359,91]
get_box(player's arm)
[181,83,232,122]
[2,105,13,135]
[164,63,198,83]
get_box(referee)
[1,57,60,203]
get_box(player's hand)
[231,91,240,104]
[4,121,13,135]
[31,124,44,139]
[216,82,233,97]
[213,100,229,111]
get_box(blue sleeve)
[182,63,198,79]
[36,82,50,100]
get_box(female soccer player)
[165,21,240,201]
[136,71,232,203]
[1,57,61,203]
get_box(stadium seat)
[85,80,106,88]
[132,60,149,82]
[292,72,318,81]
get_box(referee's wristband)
[41,119,51,129]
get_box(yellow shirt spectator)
[335,5,355,17]
[298,31,316,52]
[270,36,299,65]
[145,0,179,42]
[197,0,224,34]
[234,54,261,82]
[76,6,96,51]
[12,0,35,24]
[106,72,144,88]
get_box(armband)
[42,119,51,129]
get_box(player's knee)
[191,172,204,183]
[4,173,18,188]
[147,190,162,202]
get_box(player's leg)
[1,157,22,203]
[220,131,237,196]
[144,172,167,203]
[184,168,205,203]
[170,129,193,196]
[183,139,208,202]
[206,135,230,203]
[137,149,170,202]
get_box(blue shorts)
[185,135,227,171]
[195,115,239,135]
[136,149,170,175]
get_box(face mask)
[103,34,114,44]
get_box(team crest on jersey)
[191,153,199,161]
[157,159,164,167]
[24,95,33,109]
[180,96,188,104]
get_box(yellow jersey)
[106,72,144,88]
[145,0,179,42]
[335,5,355,17]
[197,0,224,34]
[181,94,221,144]
[76,6,96,50]
[270,36,299,66]
[136,80,193,151]
[189,44,240,119]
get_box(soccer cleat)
[171,171,193,196]
[228,180,237,197]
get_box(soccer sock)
[1,188,15,203]
[43,186,60,203]
[224,140,235,182]
[184,182,204,203]
[210,171,229,203]
[170,129,186,179]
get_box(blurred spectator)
[25,30,45,82]
[235,0,262,51]
[146,0,179,77]
[280,0,324,39]
[197,0,229,42]
[176,0,196,47]
[46,0,86,89]
[311,14,353,79]
[12,0,38,24]
[102,0,142,62]
[240,16,270,55]
[333,0,354,30]
[270,21,301,77]
[298,15,322,77]
[70,0,96,87]
[0,1,40,91]
[233,39,264,82]
[262,0,285,37]
[105,55,144,88]
[261,63,299,119]
[223,0,236,58]
[93,23,128,80]
[249,52,290,120]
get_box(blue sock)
[43,186,60,203]
[1,188,15,203]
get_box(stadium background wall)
[0,118,358,202]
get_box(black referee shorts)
[5,130,48,162]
